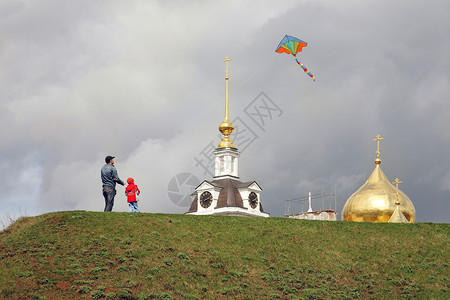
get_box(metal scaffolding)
[284,190,336,217]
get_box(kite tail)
[293,54,315,81]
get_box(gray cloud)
[1,0,449,226]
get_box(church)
[186,57,269,217]
[342,135,416,223]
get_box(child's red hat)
[127,178,134,184]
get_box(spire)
[392,177,402,204]
[307,192,313,212]
[389,178,409,223]
[218,57,236,149]
[373,134,384,165]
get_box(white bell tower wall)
[214,148,239,179]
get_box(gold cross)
[224,56,231,79]
[373,134,384,158]
[392,177,402,190]
[392,177,402,204]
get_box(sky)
[1,0,449,227]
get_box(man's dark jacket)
[101,164,124,188]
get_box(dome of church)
[342,135,416,223]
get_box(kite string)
[293,54,315,81]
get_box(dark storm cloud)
[0,0,448,226]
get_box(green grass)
[0,211,448,299]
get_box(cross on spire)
[224,56,231,80]
[392,177,402,205]
[392,177,402,189]
[373,134,384,164]
[224,56,231,121]
[373,134,384,158]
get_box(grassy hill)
[0,211,448,299]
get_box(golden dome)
[218,119,235,148]
[342,135,416,223]
[342,163,416,223]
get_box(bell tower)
[186,57,269,217]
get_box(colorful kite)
[275,35,315,81]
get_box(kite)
[275,35,315,81]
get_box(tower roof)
[215,178,244,209]
[388,204,409,223]
[187,178,265,214]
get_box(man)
[101,155,124,211]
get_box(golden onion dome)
[342,135,415,223]
[218,118,235,148]
[342,161,416,223]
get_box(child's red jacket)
[125,184,140,202]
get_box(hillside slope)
[0,211,448,299]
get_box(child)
[125,177,141,212]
